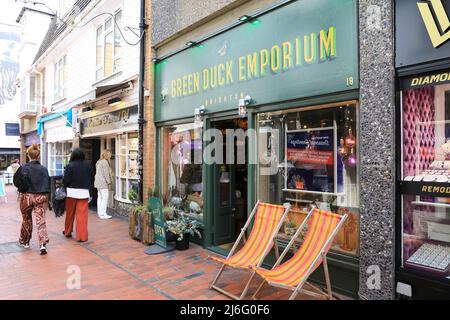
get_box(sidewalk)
[0,185,313,300]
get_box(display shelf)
[411,201,450,208]
[283,188,345,197]
[285,198,313,204]
[276,232,357,256]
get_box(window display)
[401,84,450,278]
[257,103,360,256]
[47,142,71,176]
[160,123,203,223]
[116,132,139,201]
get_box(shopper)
[11,159,20,173]
[94,149,113,219]
[62,148,93,242]
[13,144,50,255]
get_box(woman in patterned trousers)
[13,144,51,255]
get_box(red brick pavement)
[0,186,320,300]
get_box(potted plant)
[165,213,202,250]
[284,221,297,236]
[128,189,154,245]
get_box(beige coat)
[94,159,112,189]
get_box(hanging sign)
[287,129,335,166]
[285,128,336,193]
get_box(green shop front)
[154,0,360,297]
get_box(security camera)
[195,105,206,123]
[239,95,252,108]
[198,105,206,116]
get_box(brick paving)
[0,185,319,300]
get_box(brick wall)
[143,0,156,205]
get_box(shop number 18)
[346,76,355,87]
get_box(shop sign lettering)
[81,106,138,135]
[421,185,450,194]
[168,27,336,100]
[401,181,450,198]
[155,0,358,122]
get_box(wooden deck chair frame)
[250,209,348,300]
[210,200,291,300]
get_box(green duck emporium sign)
[154,0,359,122]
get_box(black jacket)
[63,160,94,190]
[14,161,50,194]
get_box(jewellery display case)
[399,83,450,285]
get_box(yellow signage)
[418,0,450,47]
[421,185,450,194]
[168,26,337,100]
[410,71,450,86]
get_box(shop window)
[47,142,71,176]
[116,132,139,202]
[400,84,450,278]
[53,55,66,101]
[257,103,360,257]
[160,123,203,223]
[95,9,122,81]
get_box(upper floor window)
[54,56,66,101]
[96,10,122,81]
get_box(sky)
[0,0,59,26]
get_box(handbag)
[54,186,67,201]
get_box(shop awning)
[37,108,73,136]
[96,81,132,97]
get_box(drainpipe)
[138,0,147,203]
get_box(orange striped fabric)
[252,209,342,287]
[211,203,286,268]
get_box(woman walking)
[94,149,112,219]
[13,144,50,255]
[63,148,93,242]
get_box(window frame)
[115,132,139,202]
[47,142,72,177]
[53,55,66,102]
[95,9,122,81]
[255,101,361,257]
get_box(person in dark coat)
[62,148,94,242]
[13,144,50,255]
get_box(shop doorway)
[101,137,116,209]
[211,118,248,250]
[79,139,100,209]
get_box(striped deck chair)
[210,201,290,300]
[250,209,348,300]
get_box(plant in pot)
[284,221,297,237]
[128,189,154,245]
[165,213,202,250]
